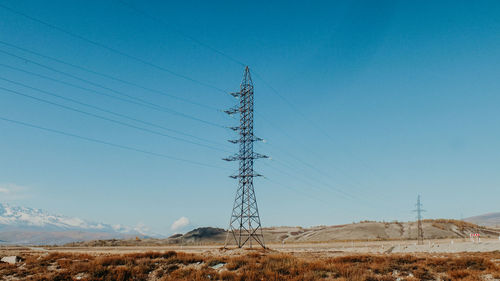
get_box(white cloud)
[171,216,190,231]
[0,183,27,199]
[134,222,151,235]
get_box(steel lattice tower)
[223,66,267,248]
[413,195,425,245]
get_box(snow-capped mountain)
[0,203,160,245]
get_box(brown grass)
[1,251,499,281]
[425,219,481,230]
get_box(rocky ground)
[1,245,500,280]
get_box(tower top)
[241,66,253,91]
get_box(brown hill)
[262,219,498,243]
[64,219,500,247]
[465,212,500,227]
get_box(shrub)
[2,250,499,281]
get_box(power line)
[261,160,381,211]
[257,110,370,204]
[1,2,385,209]
[0,2,394,223]
[257,130,368,198]
[0,116,229,170]
[266,143,385,202]
[261,177,331,206]
[0,49,225,128]
[256,111,383,201]
[252,71,339,144]
[1,2,372,198]
[262,158,354,199]
[0,75,230,149]
[0,40,219,111]
[0,85,230,153]
[267,144,356,199]
[0,49,364,200]
[253,71,380,174]
[0,3,228,94]
[113,0,379,179]
[113,0,384,194]
[111,0,377,191]
[115,0,246,67]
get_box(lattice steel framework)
[223,66,267,248]
[413,195,425,245]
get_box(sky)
[1,0,500,235]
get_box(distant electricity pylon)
[413,195,426,245]
[223,66,267,248]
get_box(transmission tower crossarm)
[229,173,263,179]
[223,153,268,162]
[224,108,240,115]
[228,136,263,143]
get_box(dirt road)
[4,237,500,258]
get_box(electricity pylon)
[413,195,425,245]
[223,66,267,248]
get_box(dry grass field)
[2,245,500,281]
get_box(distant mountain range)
[3,202,499,246]
[0,203,161,245]
[465,212,500,227]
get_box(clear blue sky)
[1,0,499,235]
